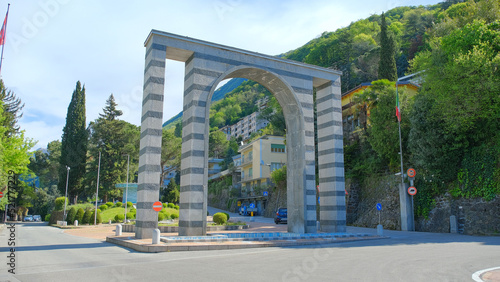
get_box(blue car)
[274,208,287,224]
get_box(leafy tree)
[378,12,397,81]
[87,95,139,202]
[161,128,181,186]
[59,81,88,203]
[209,130,229,158]
[0,79,24,135]
[367,80,412,171]
[258,96,286,136]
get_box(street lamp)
[94,151,101,226]
[63,166,70,220]
[122,154,130,223]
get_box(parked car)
[33,215,41,222]
[274,207,287,224]
[23,215,33,222]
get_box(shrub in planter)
[75,208,85,223]
[213,212,227,225]
[115,202,123,207]
[106,202,114,208]
[82,209,92,224]
[66,207,77,224]
[114,214,125,222]
[55,197,68,211]
[99,204,108,211]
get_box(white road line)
[472,266,500,282]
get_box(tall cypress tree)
[378,12,397,81]
[59,81,88,203]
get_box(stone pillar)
[399,182,414,231]
[136,41,166,239]
[285,82,317,234]
[179,54,221,236]
[316,78,346,233]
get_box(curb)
[106,235,387,253]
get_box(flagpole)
[0,3,10,77]
[397,79,404,197]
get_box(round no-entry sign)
[152,201,163,212]
[0,191,3,198]
[408,186,417,196]
[407,168,416,178]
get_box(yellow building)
[235,135,286,215]
[341,81,419,137]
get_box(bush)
[213,212,227,225]
[158,212,166,221]
[174,205,179,210]
[90,210,102,225]
[223,212,230,221]
[127,201,133,208]
[114,214,125,222]
[66,207,77,224]
[55,197,68,211]
[167,203,175,209]
[126,212,135,219]
[106,202,114,208]
[163,203,168,208]
[45,214,51,222]
[115,202,123,207]
[99,204,108,211]
[75,208,85,223]
[82,209,92,224]
[170,213,178,219]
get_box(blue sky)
[1,0,441,148]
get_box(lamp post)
[94,151,101,226]
[123,154,130,223]
[63,166,70,220]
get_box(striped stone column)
[179,54,222,236]
[136,41,166,239]
[316,78,346,233]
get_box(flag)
[396,89,401,122]
[0,6,9,46]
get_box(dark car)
[274,208,287,224]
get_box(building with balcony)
[236,135,286,215]
[220,111,269,141]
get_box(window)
[270,162,284,172]
[248,167,253,178]
[248,151,253,161]
[271,144,286,153]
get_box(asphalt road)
[1,221,499,282]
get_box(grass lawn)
[101,207,127,222]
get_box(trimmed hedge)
[66,207,77,224]
[106,202,114,208]
[82,209,92,224]
[89,210,102,225]
[75,208,85,223]
[171,213,178,219]
[223,212,230,221]
[167,203,175,209]
[158,212,166,221]
[114,214,125,222]
[115,202,123,207]
[213,212,227,225]
[99,204,108,211]
[126,201,133,208]
[55,197,68,211]
[126,212,135,219]
[45,214,51,222]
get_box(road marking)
[472,266,500,282]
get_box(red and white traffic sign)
[408,186,417,196]
[407,168,416,178]
[0,191,3,198]
[152,201,163,212]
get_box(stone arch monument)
[136,30,345,238]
